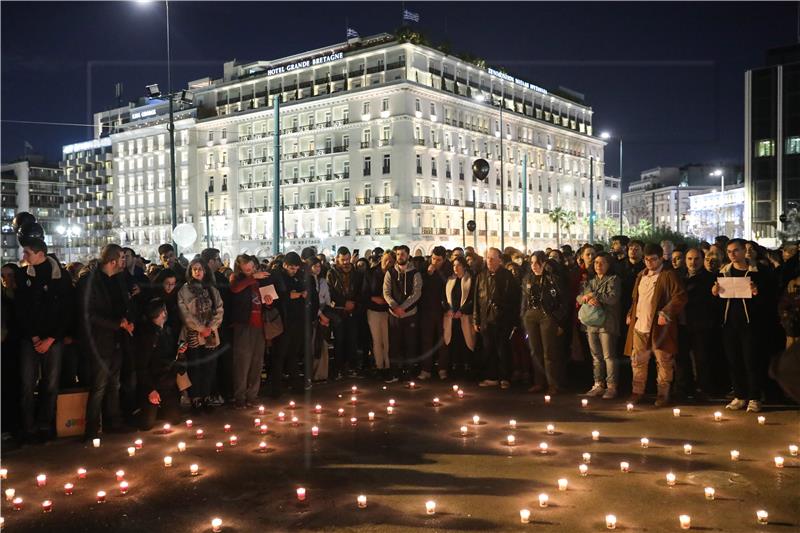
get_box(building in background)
[77,31,608,261]
[1,156,64,262]
[686,185,745,242]
[622,163,742,234]
[744,44,800,245]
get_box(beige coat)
[443,274,476,351]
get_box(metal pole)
[589,156,595,244]
[484,210,489,250]
[499,100,505,251]
[472,189,477,249]
[461,208,465,248]
[619,137,623,234]
[651,191,656,229]
[522,153,528,252]
[168,94,177,248]
[272,96,281,256]
[676,190,680,233]
[204,190,211,248]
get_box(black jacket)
[79,267,132,359]
[474,267,515,329]
[14,256,75,341]
[135,321,182,393]
[363,265,389,312]
[680,269,718,331]
[420,267,448,316]
[521,271,567,323]
[327,266,362,309]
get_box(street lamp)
[600,131,624,234]
[474,91,506,250]
[56,224,81,262]
[710,169,724,194]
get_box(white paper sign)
[259,284,279,303]
[717,277,752,299]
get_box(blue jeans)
[587,330,618,386]
[20,339,63,434]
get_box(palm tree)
[549,207,576,247]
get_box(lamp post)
[710,169,725,236]
[600,131,623,234]
[474,92,505,251]
[56,224,80,263]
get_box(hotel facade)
[70,32,609,261]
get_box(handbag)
[578,302,606,327]
[262,306,284,340]
[176,372,192,392]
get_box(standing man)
[327,247,363,379]
[15,237,74,442]
[383,245,422,383]
[713,239,763,412]
[82,244,134,441]
[270,252,307,396]
[624,243,687,406]
[473,247,516,389]
[418,246,450,380]
[675,248,717,402]
[201,248,232,405]
[364,251,394,379]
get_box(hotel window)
[342,135,350,149]
[416,155,422,174]
[344,189,350,203]
[382,126,391,141]
[343,161,350,177]
[786,136,800,155]
[362,101,370,115]
[382,154,391,174]
[384,213,391,228]
[382,98,389,112]
[430,102,436,117]
[431,158,438,176]
[208,131,214,142]
[756,139,775,157]
[364,183,372,200]
[326,190,334,203]
[383,182,390,196]
[415,98,421,112]
[363,157,371,176]
[342,108,349,122]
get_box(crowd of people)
[1,233,798,447]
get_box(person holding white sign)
[712,239,762,413]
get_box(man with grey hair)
[473,247,515,389]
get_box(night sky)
[1,1,796,186]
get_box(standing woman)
[443,256,476,378]
[578,252,622,398]
[522,251,567,394]
[177,258,224,412]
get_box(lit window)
[756,139,775,157]
[786,136,800,155]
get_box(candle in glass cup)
[211,518,222,532]
[314,404,322,414]
[296,488,306,501]
[626,403,634,412]
[730,449,740,461]
[684,444,693,455]
[260,424,268,435]
[506,435,516,446]
[162,423,172,433]
[229,435,238,447]
[77,467,87,479]
[539,442,549,454]
[36,474,47,487]
[350,396,357,404]
[0,468,7,479]
[790,444,799,456]
[278,412,285,422]
[337,408,345,417]
[582,452,591,464]
[259,441,267,452]
[368,412,375,421]
[13,497,23,510]
[215,442,224,452]
[163,456,173,468]
[546,424,555,435]
[258,405,265,415]
[432,397,440,407]
[127,446,136,457]
[581,399,589,407]
[190,464,199,476]
[357,495,367,508]
[452,384,459,392]
[95,490,106,503]
[606,514,617,529]
[538,493,548,507]
[409,381,416,389]
[666,472,676,486]
[177,441,186,453]
[673,408,681,417]
[640,437,649,448]
[520,509,531,524]
[774,456,784,468]
[757,416,766,425]
[756,510,768,525]
[350,417,358,426]
[223,424,231,433]
[714,411,722,421]
[460,425,468,436]
[509,419,517,429]
[387,406,394,415]
[425,500,436,515]
[185,419,193,428]
[351,385,358,394]
[592,430,600,441]
[195,429,204,439]
[115,470,125,482]
[620,461,630,473]
[289,400,296,409]
[5,488,15,501]
[544,395,551,403]
[134,438,143,449]
[64,483,74,495]
[92,438,101,448]
[704,487,715,500]
[558,478,568,491]
[679,515,691,529]
[311,426,319,437]
[119,481,129,495]
[579,464,589,476]
[472,415,480,425]
[457,389,464,399]
[389,399,396,407]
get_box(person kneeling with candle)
[136,298,187,430]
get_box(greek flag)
[346,27,359,39]
[403,9,419,22]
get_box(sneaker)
[500,380,511,389]
[479,379,499,387]
[304,380,313,391]
[746,400,762,413]
[585,383,606,397]
[384,376,400,384]
[726,398,746,410]
[438,369,448,380]
[602,386,618,399]
[417,370,432,380]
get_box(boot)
[654,384,671,407]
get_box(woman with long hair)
[177,258,224,412]
[443,256,476,379]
